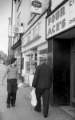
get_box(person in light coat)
[3,60,18,108]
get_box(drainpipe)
[47,0,51,16]
[11,0,13,43]
[11,0,14,57]
[19,23,24,78]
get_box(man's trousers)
[35,88,50,116]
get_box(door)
[53,39,70,105]
[70,40,75,104]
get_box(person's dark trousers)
[42,89,50,117]
[11,92,17,106]
[7,91,17,107]
[35,88,50,117]
[7,92,11,106]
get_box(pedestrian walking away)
[2,57,18,108]
[32,58,52,118]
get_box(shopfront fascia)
[46,0,75,39]
[46,0,75,105]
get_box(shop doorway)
[53,38,71,105]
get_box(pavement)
[0,83,74,120]
[21,85,75,120]
[60,106,75,118]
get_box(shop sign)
[32,0,42,8]
[31,0,42,14]
[47,0,75,39]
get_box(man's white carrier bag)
[30,88,37,107]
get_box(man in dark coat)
[32,59,52,118]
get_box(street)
[0,64,74,120]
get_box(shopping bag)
[30,88,37,107]
[18,82,23,88]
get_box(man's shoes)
[11,100,16,107]
[44,115,48,118]
[44,114,48,118]
[7,104,10,108]
[34,107,41,112]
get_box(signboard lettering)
[47,0,75,39]
[69,0,75,6]
[48,18,66,36]
[48,6,65,25]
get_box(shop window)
[33,23,40,39]
[26,61,30,72]
[17,57,21,74]
[39,49,48,64]
[30,51,37,73]
[35,52,37,61]
[39,57,47,64]
[40,49,48,54]
[31,62,36,74]
[21,57,24,69]
[27,31,31,42]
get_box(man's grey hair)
[40,57,48,64]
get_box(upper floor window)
[33,22,40,39]
[17,0,22,12]
[27,31,31,42]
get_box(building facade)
[11,0,49,83]
[11,0,24,75]
[8,16,14,60]
[46,0,75,105]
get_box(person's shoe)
[44,114,48,118]
[7,104,10,108]
[34,107,41,112]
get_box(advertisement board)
[47,0,75,39]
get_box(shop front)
[22,12,48,86]
[46,0,75,105]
